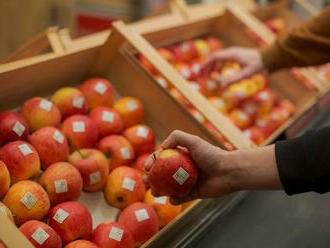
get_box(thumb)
[222,67,256,85]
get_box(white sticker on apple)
[109,226,124,242]
[120,147,131,159]
[72,121,85,133]
[53,208,69,224]
[122,177,136,191]
[18,144,33,156]
[72,96,84,109]
[54,179,68,193]
[12,121,25,137]
[53,130,64,144]
[89,171,101,185]
[135,208,149,222]
[154,196,167,205]
[102,111,114,123]
[31,227,50,245]
[21,192,37,209]
[39,99,53,112]
[172,167,190,185]
[126,101,138,111]
[136,126,149,139]
[206,80,217,90]
[94,82,107,95]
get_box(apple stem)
[77,150,87,159]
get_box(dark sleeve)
[275,126,330,195]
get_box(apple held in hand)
[19,220,62,248]
[149,148,198,197]
[29,127,69,170]
[114,97,145,128]
[21,97,61,132]
[69,149,109,192]
[64,240,100,248]
[49,201,93,245]
[0,111,29,145]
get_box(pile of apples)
[137,36,296,145]
[0,78,188,248]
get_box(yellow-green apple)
[51,87,88,118]
[65,240,100,248]
[0,201,14,222]
[48,201,92,245]
[149,148,198,197]
[193,39,210,57]
[98,135,135,171]
[92,222,134,248]
[123,124,156,156]
[0,161,10,198]
[0,141,40,183]
[69,149,109,192]
[157,47,174,63]
[144,189,182,228]
[133,153,151,173]
[104,166,145,209]
[137,54,157,74]
[39,162,83,205]
[205,37,223,52]
[19,220,62,248]
[21,97,61,132]
[89,107,124,138]
[114,97,145,128]
[118,202,158,247]
[79,78,114,110]
[29,127,69,170]
[3,180,50,226]
[61,115,98,150]
[0,111,29,145]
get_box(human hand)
[202,47,264,84]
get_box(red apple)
[255,116,275,138]
[98,135,135,171]
[118,202,158,247]
[69,149,109,192]
[243,126,265,145]
[189,81,208,96]
[51,87,88,118]
[197,77,220,97]
[228,108,252,130]
[114,97,145,128]
[3,180,50,226]
[254,89,277,117]
[278,100,296,115]
[21,97,61,132]
[79,78,115,110]
[0,161,10,198]
[92,222,134,248]
[208,96,228,114]
[0,201,14,222]
[89,107,124,138]
[157,48,174,63]
[104,166,146,209]
[0,111,29,145]
[205,37,223,51]
[179,40,198,61]
[0,141,40,183]
[170,45,186,62]
[19,220,62,248]
[241,100,260,120]
[29,127,69,170]
[39,162,83,205]
[149,148,198,197]
[174,63,193,80]
[189,60,202,79]
[123,124,156,156]
[65,240,100,248]
[137,55,157,74]
[48,201,92,245]
[61,115,98,150]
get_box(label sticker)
[259,91,269,101]
[21,192,37,209]
[0,206,6,214]
[122,177,136,191]
[72,121,85,133]
[94,82,107,95]
[243,130,251,139]
[172,167,190,185]
[238,113,247,121]
[31,227,50,245]
[72,96,84,109]
[12,121,26,137]
[157,77,167,88]
[54,179,68,193]
[109,226,124,242]
[126,101,138,111]
[206,80,217,90]
[53,130,64,144]
[18,144,33,156]
[135,209,149,222]
[120,147,131,159]
[102,111,114,123]
[39,99,53,112]
[192,64,201,74]
[190,82,200,91]
[136,126,149,139]
[180,43,189,52]
[215,99,225,108]
[236,89,246,98]
[180,69,191,79]
[154,196,167,205]
[53,208,69,224]
[89,171,101,185]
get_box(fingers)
[161,130,199,150]
[170,188,200,205]
[143,149,162,172]
[223,66,257,85]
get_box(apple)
[92,222,134,248]
[189,81,208,96]
[228,108,252,130]
[48,201,93,245]
[204,122,234,151]
[0,201,14,222]
[251,74,268,90]
[65,240,100,248]
[118,202,158,247]
[61,115,98,150]
[123,124,156,156]
[243,126,265,145]
[133,153,151,173]
[69,149,109,192]
[197,78,219,97]
[170,88,193,108]
[205,37,223,52]
[149,148,198,197]
[51,87,88,118]
[255,116,275,138]
[241,100,260,120]
[104,166,146,209]
[170,45,185,62]
[79,78,115,110]
[21,97,61,132]
[29,127,69,170]
[189,60,202,79]
[0,161,10,198]
[254,89,277,117]
[179,40,198,61]
[174,63,193,80]
[98,135,135,171]
[89,107,124,138]
[157,48,174,63]
[188,108,206,124]
[144,189,182,228]
[137,54,157,74]
[3,180,50,226]
[208,96,228,114]
[193,39,210,57]
[278,100,296,115]
[39,162,83,205]
[0,111,29,145]
[0,141,40,183]
[114,97,145,128]
[155,75,172,90]
[19,220,62,248]
[221,90,240,110]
